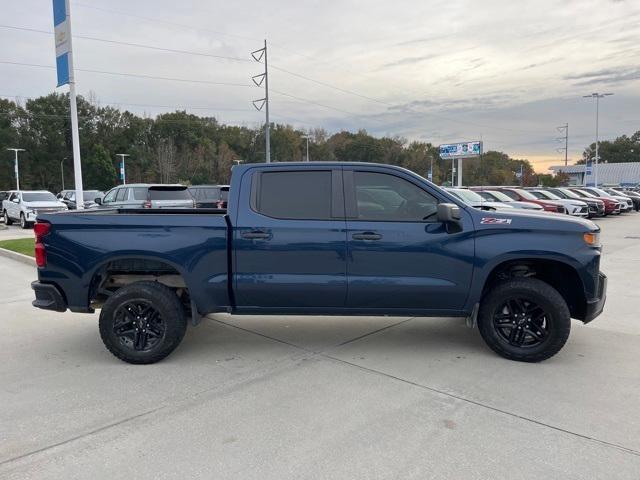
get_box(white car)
[445,188,515,211]
[529,189,589,217]
[2,190,68,229]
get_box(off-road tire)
[99,281,187,364]
[478,277,571,362]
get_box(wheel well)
[482,259,587,320]
[89,258,191,314]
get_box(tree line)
[4,92,629,192]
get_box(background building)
[549,162,640,186]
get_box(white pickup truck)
[2,190,67,229]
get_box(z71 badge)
[481,217,512,225]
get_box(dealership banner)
[52,0,72,86]
[439,141,482,159]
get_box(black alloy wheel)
[113,300,166,352]
[492,297,549,348]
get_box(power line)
[0,24,251,63]
[0,61,252,87]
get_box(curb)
[0,247,35,266]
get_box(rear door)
[233,167,347,310]
[343,167,474,313]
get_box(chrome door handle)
[241,230,271,240]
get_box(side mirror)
[437,203,461,223]
[12,198,20,203]
[94,197,102,205]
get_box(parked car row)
[1,183,229,228]
[449,185,639,218]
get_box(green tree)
[84,144,117,191]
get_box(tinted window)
[22,192,57,202]
[256,171,332,219]
[131,187,147,200]
[354,171,437,221]
[115,188,128,202]
[148,187,192,200]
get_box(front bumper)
[31,281,67,312]
[584,273,607,323]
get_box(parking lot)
[0,215,639,479]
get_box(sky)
[1,0,639,172]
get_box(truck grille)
[34,207,65,214]
[556,206,566,214]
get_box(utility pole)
[251,40,270,163]
[301,135,311,162]
[61,157,66,190]
[556,123,568,166]
[116,154,130,185]
[583,93,613,187]
[6,148,25,190]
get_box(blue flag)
[52,0,71,86]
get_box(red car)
[495,188,567,213]
[569,188,620,215]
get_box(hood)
[23,201,67,209]
[469,206,598,232]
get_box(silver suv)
[96,184,195,209]
[2,190,68,228]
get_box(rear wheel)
[3,210,13,225]
[99,281,187,364]
[478,277,570,362]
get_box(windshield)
[485,190,512,202]
[556,188,579,199]
[22,192,57,202]
[449,189,483,203]
[573,189,597,198]
[513,189,537,200]
[535,190,561,200]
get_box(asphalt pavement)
[0,215,639,479]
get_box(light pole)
[301,135,311,162]
[6,148,25,190]
[116,154,130,185]
[583,93,613,187]
[60,157,66,190]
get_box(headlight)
[583,232,600,247]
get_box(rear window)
[148,187,192,200]
[256,171,332,219]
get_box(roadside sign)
[439,141,482,159]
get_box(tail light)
[34,222,51,267]
[143,200,152,209]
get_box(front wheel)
[20,213,30,229]
[99,281,187,364]
[478,277,570,362]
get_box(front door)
[343,167,474,313]
[233,167,347,310]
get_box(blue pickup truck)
[31,162,606,364]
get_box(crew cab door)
[233,167,347,310]
[343,167,474,313]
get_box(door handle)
[352,232,382,241]
[241,230,272,240]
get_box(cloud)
[565,67,640,85]
[382,53,440,69]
